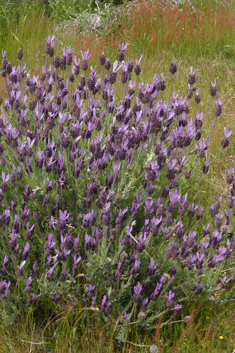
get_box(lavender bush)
[0,37,234,341]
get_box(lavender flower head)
[215,99,224,117]
[45,35,56,57]
[134,55,143,76]
[148,258,157,275]
[118,42,128,61]
[210,78,217,96]
[133,281,142,303]
[165,290,175,308]
[188,66,196,85]
[221,127,232,148]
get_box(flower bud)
[17,48,23,60]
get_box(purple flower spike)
[203,160,210,174]
[3,255,8,266]
[145,198,154,209]
[80,49,91,61]
[188,202,198,218]
[169,190,181,204]
[193,282,203,295]
[188,67,196,85]
[172,304,182,317]
[151,281,163,301]
[166,159,177,170]
[88,284,95,292]
[25,222,35,241]
[100,294,108,312]
[131,259,141,275]
[2,172,10,182]
[25,276,33,293]
[190,67,195,74]
[216,213,223,229]
[133,281,142,303]
[148,258,157,275]
[118,42,128,61]
[168,190,181,213]
[22,242,30,260]
[47,267,55,281]
[59,210,69,222]
[220,276,229,288]
[101,294,107,306]
[208,253,224,268]
[113,162,121,173]
[135,55,143,66]
[46,35,56,47]
[165,290,175,308]
[221,127,232,148]
[59,268,70,282]
[165,240,177,259]
[134,55,143,76]
[224,127,232,139]
[196,252,204,269]
[140,297,149,312]
[119,42,128,51]
[227,168,234,184]
[215,99,224,117]
[142,297,148,306]
[0,280,11,299]
[45,35,56,57]
[210,78,217,96]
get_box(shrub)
[0,37,234,344]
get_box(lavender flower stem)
[19,60,24,96]
[202,98,213,125]
[169,75,174,100]
[206,116,218,143]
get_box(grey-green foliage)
[54,0,123,38]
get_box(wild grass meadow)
[1,0,235,352]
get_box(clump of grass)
[0,1,55,72]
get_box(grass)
[1,0,235,351]
[1,300,235,352]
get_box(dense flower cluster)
[0,37,234,330]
